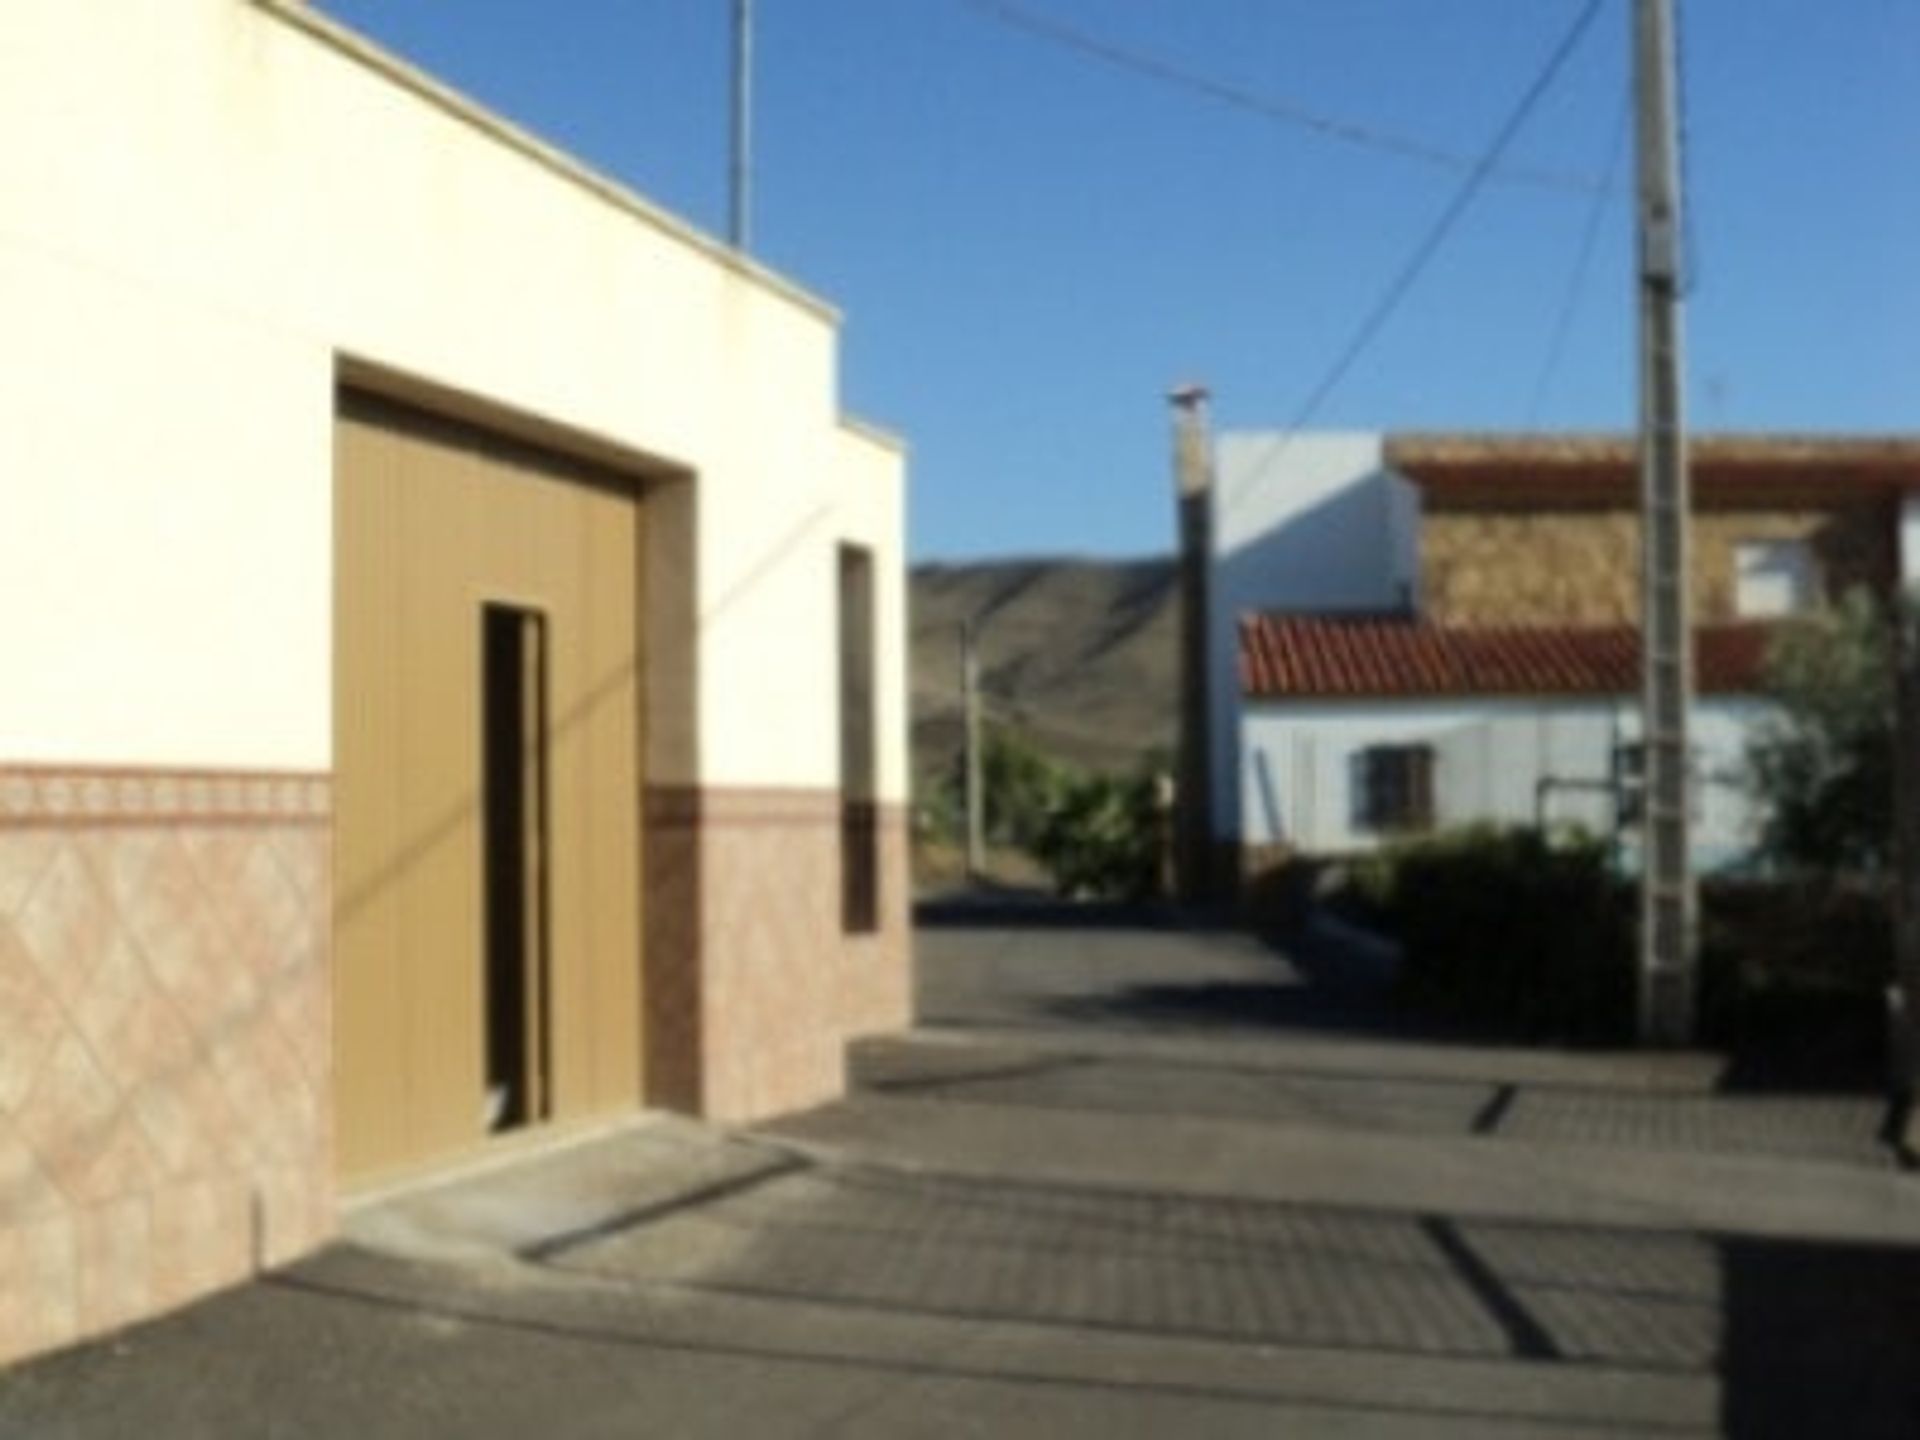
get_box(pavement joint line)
[637,1274,1708,1380]
[837,1087,1897,1176]
[263,1264,1716,1435]
[883,1025,1731,1096]
[1471,1082,1521,1135]
[861,1053,1097,1095]
[855,1077,1897,1171]
[518,1147,813,1263]
[1883,1091,1918,1170]
[1417,1214,1562,1361]
[338,1110,680,1217]
[757,1100,1920,1242]
[730,1141,1697,1246]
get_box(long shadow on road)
[918,895,1473,1046]
[905,898,1920,1436]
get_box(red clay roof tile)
[1240,614,1772,700]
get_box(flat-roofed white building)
[0,0,911,1362]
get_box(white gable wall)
[1207,432,1413,842]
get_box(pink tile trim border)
[0,765,332,828]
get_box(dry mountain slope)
[910,557,1176,787]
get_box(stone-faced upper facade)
[1388,434,1917,627]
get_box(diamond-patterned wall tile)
[0,770,333,1367]
[73,828,164,918]
[74,1196,151,1335]
[13,844,116,1014]
[149,1178,250,1312]
[0,1127,64,1227]
[653,791,911,1125]
[0,919,67,1114]
[11,1037,160,1208]
[0,1215,79,1360]
[0,830,56,916]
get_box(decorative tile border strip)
[0,764,332,826]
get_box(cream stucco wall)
[831,422,913,804]
[0,0,905,797]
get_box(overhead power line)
[1527,91,1632,425]
[1674,0,1701,296]
[1225,0,1608,513]
[960,0,1611,198]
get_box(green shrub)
[1030,769,1164,900]
[1374,825,1635,1042]
[1697,878,1892,1078]
[1747,588,1896,875]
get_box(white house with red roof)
[1209,431,1920,870]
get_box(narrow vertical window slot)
[482,604,551,1132]
[839,546,879,933]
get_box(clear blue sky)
[317,0,1920,560]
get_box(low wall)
[645,787,912,1124]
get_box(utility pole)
[729,0,753,251]
[1169,384,1215,903]
[1634,0,1696,1045]
[960,619,986,884]
[1893,600,1920,1146]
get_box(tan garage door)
[334,389,644,1185]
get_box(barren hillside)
[910,556,1176,789]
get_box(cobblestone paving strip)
[857,1051,1895,1167]
[554,1165,1727,1373]
[1496,1091,1892,1167]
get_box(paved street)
[3,907,1917,1437]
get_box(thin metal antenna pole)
[730,0,753,251]
[1169,384,1215,902]
[961,620,985,883]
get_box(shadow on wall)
[1252,748,1288,849]
[1211,465,1413,835]
[1215,467,1411,617]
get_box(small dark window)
[481,604,551,1133]
[1355,744,1435,833]
[838,545,879,933]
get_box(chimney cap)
[1168,383,1211,410]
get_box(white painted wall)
[832,423,912,804]
[1900,496,1920,587]
[0,0,906,797]
[1206,432,1410,839]
[1241,696,1771,868]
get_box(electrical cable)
[1674,0,1700,296]
[959,0,1611,198]
[1222,0,1608,515]
[1526,90,1632,426]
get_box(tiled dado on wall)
[0,765,332,1365]
[644,786,912,1125]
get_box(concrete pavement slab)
[760,1093,1920,1243]
[5,911,1916,1437]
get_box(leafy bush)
[1030,768,1165,900]
[1371,825,1635,1042]
[918,722,1169,900]
[979,724,1068,849]
[1697,878,1892,1080]
[1747,588,1896,875]
[1345,822,1890,1058]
